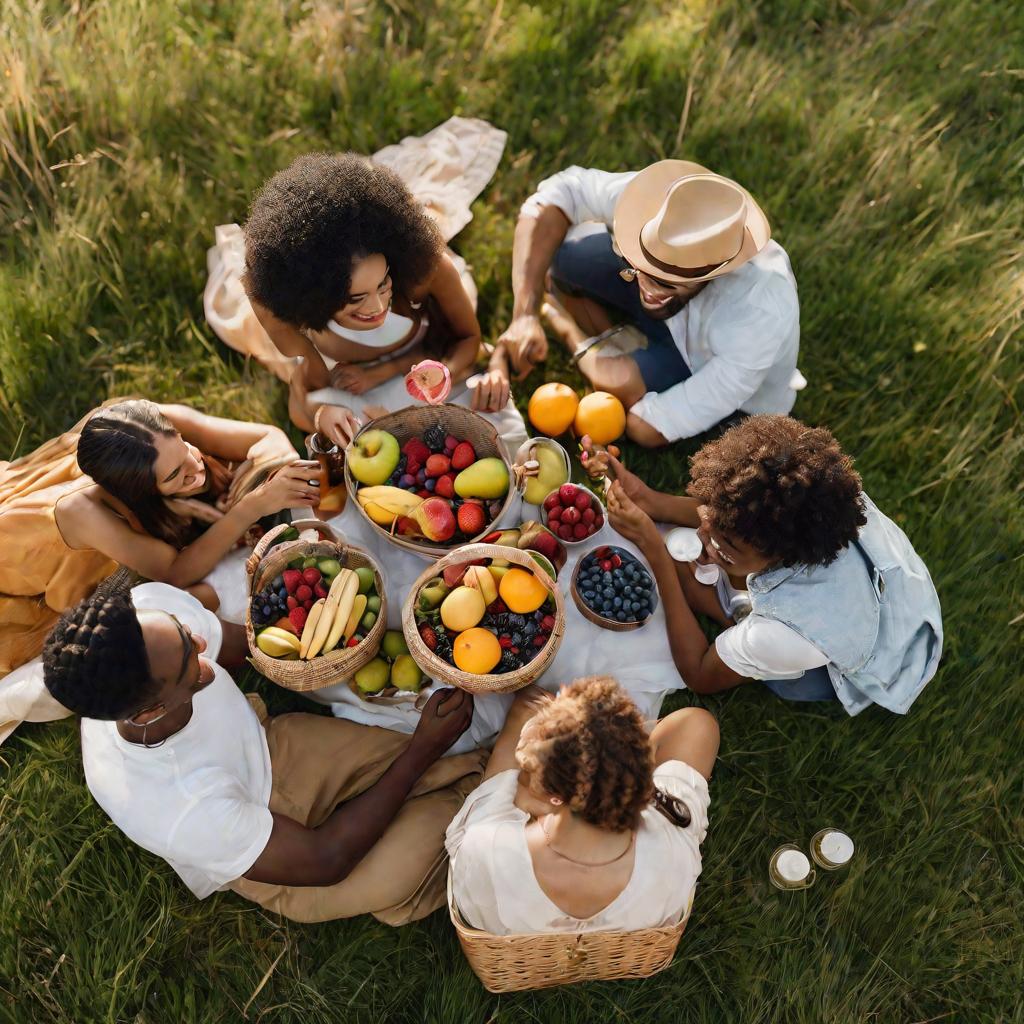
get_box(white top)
[446,761,710,935]
[326,310,416,348]
[712,572,828,680]
[522,166,803,441]
[81,665,273,899]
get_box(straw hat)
[613,160,771,284]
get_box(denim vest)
[747,495,942,715]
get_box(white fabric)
[713,571,827,679]
[523,166,803,441]
[325,311,417,349]
[446,762,709,935]
[81,663,273,899]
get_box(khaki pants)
[230,710,484,926]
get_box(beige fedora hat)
[613,160,771,284]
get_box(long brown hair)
[77,400,201,547]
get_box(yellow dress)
[0,415,118,678]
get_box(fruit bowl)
[571,544,659,632]
[402,544,566,694]
[345,404,517,559]
[514,437,571,507]
[245,519,387,691]
[541,483,606,546]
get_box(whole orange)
[528,382,579,437]
[574,391,626,445]
[453,627,502,674]
[498,567,548,614]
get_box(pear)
[524,443,569,505]
[418,576,451,610]
[454,457,510,500]
[390,655,424,692]
[354,657,390,694]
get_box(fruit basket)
[245,520,387,691]
[345,404,523,559]
[402,544,566,694]
[541,483,606,546]
[571,544,659,631]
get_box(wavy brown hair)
[687,415,866,568]
[517,677,654,833]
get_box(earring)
[550,797,563,807]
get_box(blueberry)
[262,604,272,617]
[616,610,627,621]
[612,596,623,610]
[602,572,613,585]
[623,586,634,597]
[602,587,615,599]
[424,478,436,492]
[524,622,537,637]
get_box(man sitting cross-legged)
[42,591,483,924]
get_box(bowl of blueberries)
[571,544,658,631]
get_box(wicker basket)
[245,519,387,692]
[402,544,565,694]
[570,545,659,632]
[448,877,686,993]
[345,404,520,559]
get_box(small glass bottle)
[306,432,345,486]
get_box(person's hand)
[497,315,548,380]
[607,480,661,550]
[471,366,511,412]
[246,427,298,466]
[408,688,475,764]
[314,405,362,447]
[581,440,657,516]
[249,460,322,517]
[330,361,386,396]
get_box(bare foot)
[540,293,588,354]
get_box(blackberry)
[489,613,512,634]
[423,425,446,452]
[434,627,454,662]
[506,613,528,631]
[497,650,520,674]
[510,631,525,648]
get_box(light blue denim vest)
[747,494,942,715]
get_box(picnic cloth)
[203,116,508,381]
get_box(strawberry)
[286,595,298,610]
[499,635,514,649]
[434,473,455,499]
[402,437,432,465]
[282,569,302,594]
[346,636,361,647]
[451,441,476,471]
[457,501,487,536]
[425,453,451,478]
[314,582,329,600]
[611,554,622,568]
[417,488,432,499]
[419,623,438,650]
[444,434,460,451]
[295,584,313,603]
[301,567,321,586]
[288,606,308,633]
[406,458,423,477]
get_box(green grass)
[2,0,1023,1020]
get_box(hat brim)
[613,160,772,284]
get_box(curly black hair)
[244,152,444,330]
[687,415,866,567]
[43,592,156,720]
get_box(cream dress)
[445,762,710,935]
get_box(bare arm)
[244,689,474,887]
[582,448,701,527]
[497,204,571,377]
[157,404,296,465]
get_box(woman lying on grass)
[591,415,942,715]
[0,399,316,682]
[244,153,514,446]
[446,679,719,935]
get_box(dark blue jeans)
[550,224,692,394]
[763,667,839,702]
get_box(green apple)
[347,429,401,486]
[354,566,375,594]
[382,629,409,661]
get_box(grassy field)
[2,0,1023,1020]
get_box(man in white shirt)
[497,161,802,447]
[42,591,482,924]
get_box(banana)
[257,629,302,658]
[340,594,367,645]
[356,486,423,526]
[260,626,301,648]
[299,598,326,659]
[321,572,361,654]
[307,568,358,658]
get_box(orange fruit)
[498,567,548,614]
[528,382,579,437]
[453,627,502,674]
[574,391,626,445]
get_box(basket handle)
[245,518,346,582]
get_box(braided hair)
[43,592,156,721]
[517,677,655,833]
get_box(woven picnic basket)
[244,519,387,692]
[570,545,659,633]
[448,877,686,993]
[402,543,565,695]
[344,404,520,559]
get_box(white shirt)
[712,573,828,680]
[446,762,710,935]
[522,166,803,441]
[81,665,273,899]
